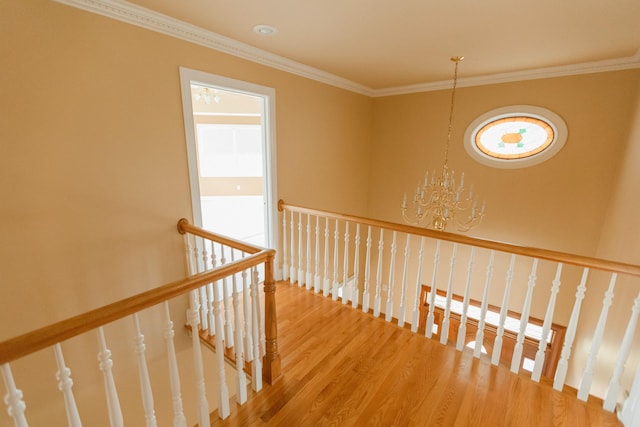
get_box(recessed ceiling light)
[253,24,278,36]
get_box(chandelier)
[401,56,485,232]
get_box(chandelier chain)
[443,56,462,168]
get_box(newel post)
[263,253,282,384]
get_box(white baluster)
[491,254,516,365]
[1,363,27,427]
[385,231,398,323]
[97,327,123,427]
[220,246,234,349]
[199,285,209,333]
[163,302,187,427]
[554,268,589,391]
[511,258,539,373]
[474,250,495,358]
[342,222,351,305]
[619,358,640,425]
[211,279,230,418]
[231,251,247,404]
[440,243,458,345]
[425,240,441,339]
[352,224,361,309]
[289,212,296,283]
[331,219,340,300]
[133,314,157,427]
[604,291,640,411]
[578,273,617,401]
[298,212,304,287]
[456,247,476,351]
[362,226,373,314]
[187,292,211,425]
[282,209,289,281]
[323,217,331,297]
[374,229,385,317]
[53,344,82,427]
[305,214,313,290]
[242,261,254,363]
[251,268,263,392]
[207,241,217,336]
[411,237,426,333]
[314,215,321,293]
[398,234,411,327]
[531,263,563,382]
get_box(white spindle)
[578,273,617,401]
[323,217,331,297]
[242,261,254,363]
[398,234,411,327]
[53,344,82,427]
[411,237,426,333]
[604,291,640,411]
[163,302,187,427]
[289,211,296,283]
[1,363,27,427]
[554,268,589,391]
[352,224,361,309]
[97,327,123,427]
[230,251,247,405]
[199,286,209,333]
[332,219,340,300]
[474,250,495,358]
[619,358,640,425]
[456,247,476,351]
[282,209,289,281]
[250,268,263,392]
[362,226,373,314]
[385,231,398,323]
[374,229,385,317]
[425,240,441,339]
[531,263,563,382]
[187,292,211,425]
[491,254,516,365]
[314,215,321,293]
[211,277,230,418]
[440,243,458,345]
[207,241,217,336]
[298,212,304,287]
[510,258,539,373]
[306,214,313,290]
[342,222,350,305]
[220,246,234,349]
[133,314,157,427]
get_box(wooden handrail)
[0,244,274,365]
[278,199,640,278]
[177,218,265,254]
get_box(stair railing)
[0,219,280,426]
[279,199,640,425]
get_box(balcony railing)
[279,199,640,425]
[0,219,280,426]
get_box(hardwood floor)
[210,282,622,426]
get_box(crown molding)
[373,50,640,97]
[53,0,375,96]
[55,0,640,98]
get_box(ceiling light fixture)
[253,24,278,36]
[401,56,485,232]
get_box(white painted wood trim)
[55,1,640,97]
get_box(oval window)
[464,105,567,168]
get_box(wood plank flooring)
[210,282,622,426]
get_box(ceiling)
[93,0,640,93]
